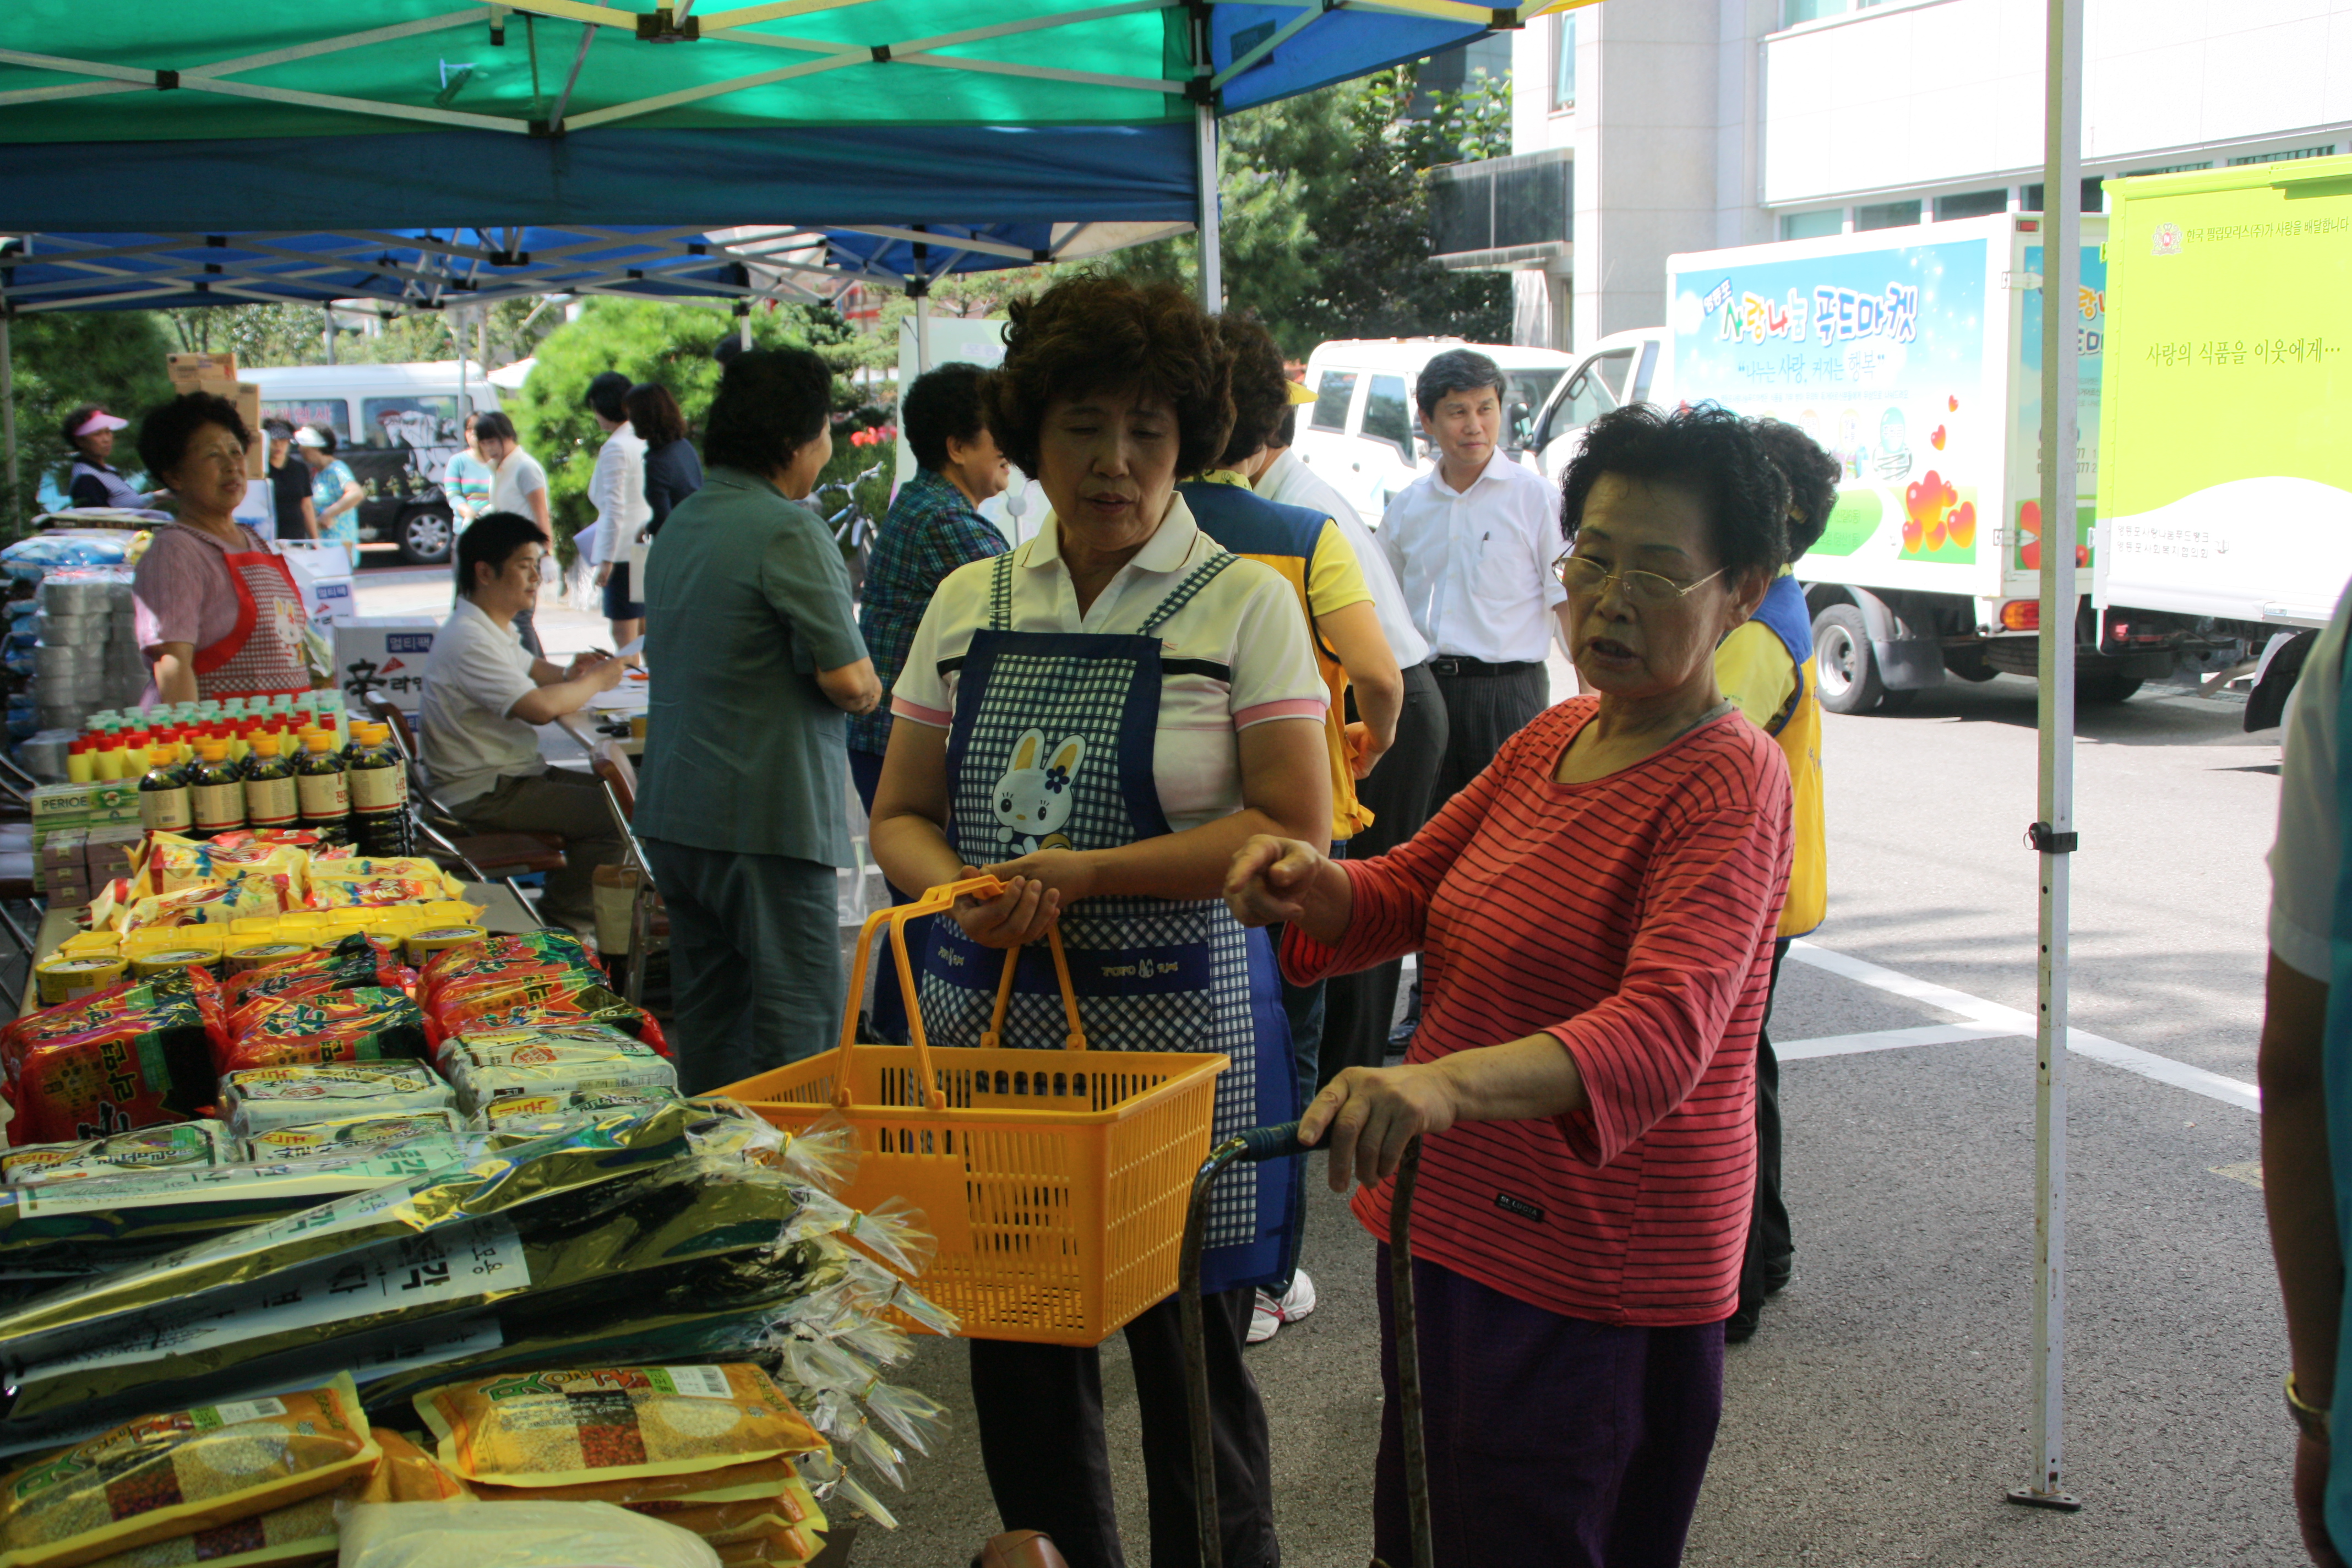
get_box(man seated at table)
[419,510,632,933]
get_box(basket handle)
[835,874,1091,1111]
[838,874,1001,1112]
[982,923,1089,1053]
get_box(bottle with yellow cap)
[297,730,351,838]
[190,740,247,837]
[243,733,299,831]
[139,745,193,834]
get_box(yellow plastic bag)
[0,1373,378,1568]
[415,1366,821,1489]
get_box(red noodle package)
[0,970,228,1146]
[217,987,429,1075]
[221,935,409,1015]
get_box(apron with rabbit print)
[919,548,1302,1296]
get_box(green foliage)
[162,298,558,371]
[510,298,864,560]
[1108,62,1513,356]
[1,312,177,529]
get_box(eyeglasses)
[1554,552,1723,606]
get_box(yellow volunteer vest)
[1180,476,1373,843]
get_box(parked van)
[247,361,498,565]
[1294,339,1575,523]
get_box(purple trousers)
[1373,1249,1726,1568]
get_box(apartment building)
[1429,0,2352,351]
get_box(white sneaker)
[1246,1269,1318,1345]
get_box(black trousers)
[1738,940,1795,1313]
[1318,662,1447,1089]
[1428,661,1551,810]
[969,1287,1277,1568]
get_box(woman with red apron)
[127,395,316,705]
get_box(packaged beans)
[0,1373,378,1568]
[416,1365,823,1488]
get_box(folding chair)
[365,696,562,929]
[587,738,666,1005]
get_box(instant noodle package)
[0,970,226,1146]
[218,1062,453,1139]
[416,1364,822,1488]
[0,1123,232,1187]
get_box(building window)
[1855,199,1922,231]
[1782,0,1892,26]
[2123,161,2211,177]
[2229,144,2338,166]
[1779,210,1843,240]
[1551,10,1577,111]
[1933,189,2007,221]
[2021,179,2105,214]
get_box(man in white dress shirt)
[585,371,652,648]
[1378,347,1569,810]
[1249,401,1447,1087]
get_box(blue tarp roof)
[0,214,1196,316]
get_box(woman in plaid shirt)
[850,361,1013,1039]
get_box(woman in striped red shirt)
[1226,403,1796,1567]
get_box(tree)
[509,297,863,558]
[1109,62,1513,355]
[161,297,559,371]
[3,311,177,527]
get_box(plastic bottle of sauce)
[243,733,299,830]
[347,725,406,855]
[296,731,351,837]
[190,741,247,837]
[139,745,194,834]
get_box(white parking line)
[1782,941,2261,1114]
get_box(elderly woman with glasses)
[1225,401,1795,1568]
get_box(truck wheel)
[2077,671,2142,704]
[1812,605,1888,715]
[396,507,454,566]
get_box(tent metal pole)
[1,314,16,527]
[1195,102,1221,309]
[2008,0,2083,1515]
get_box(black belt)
[1427,656,1543,677]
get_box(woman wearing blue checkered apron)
[871,277,1333,1568]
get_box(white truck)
[1523,211,2224,711]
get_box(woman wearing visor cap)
[63,406,166,511]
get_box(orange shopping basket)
[717,876,1229,1347]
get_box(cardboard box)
[335,617,438,714]
[166,352,239,392]
[282,541,357,629]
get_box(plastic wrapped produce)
[236,1109,464,1163]
[220,935,409,1015]
[216,988,428,1075]
[220,1062,454,1138]
[335,1499,720,1568]
[0,1108,840,1445]
[416,1364,823,1489]
[424,982,669,1058]
[439,1032,678,1119]
[67,1490,339,1568]
[0,969,228,1146]
[0,1144,473,1279]
[0,1372,377,1568]
[1,1122,233,1186]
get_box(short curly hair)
[703,346,833,473]
[1560,403,1789,583]
[1214,314,1291,469]
[984,275,1233,479]
[1750,417,1842,558]
[137,392,251,482]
